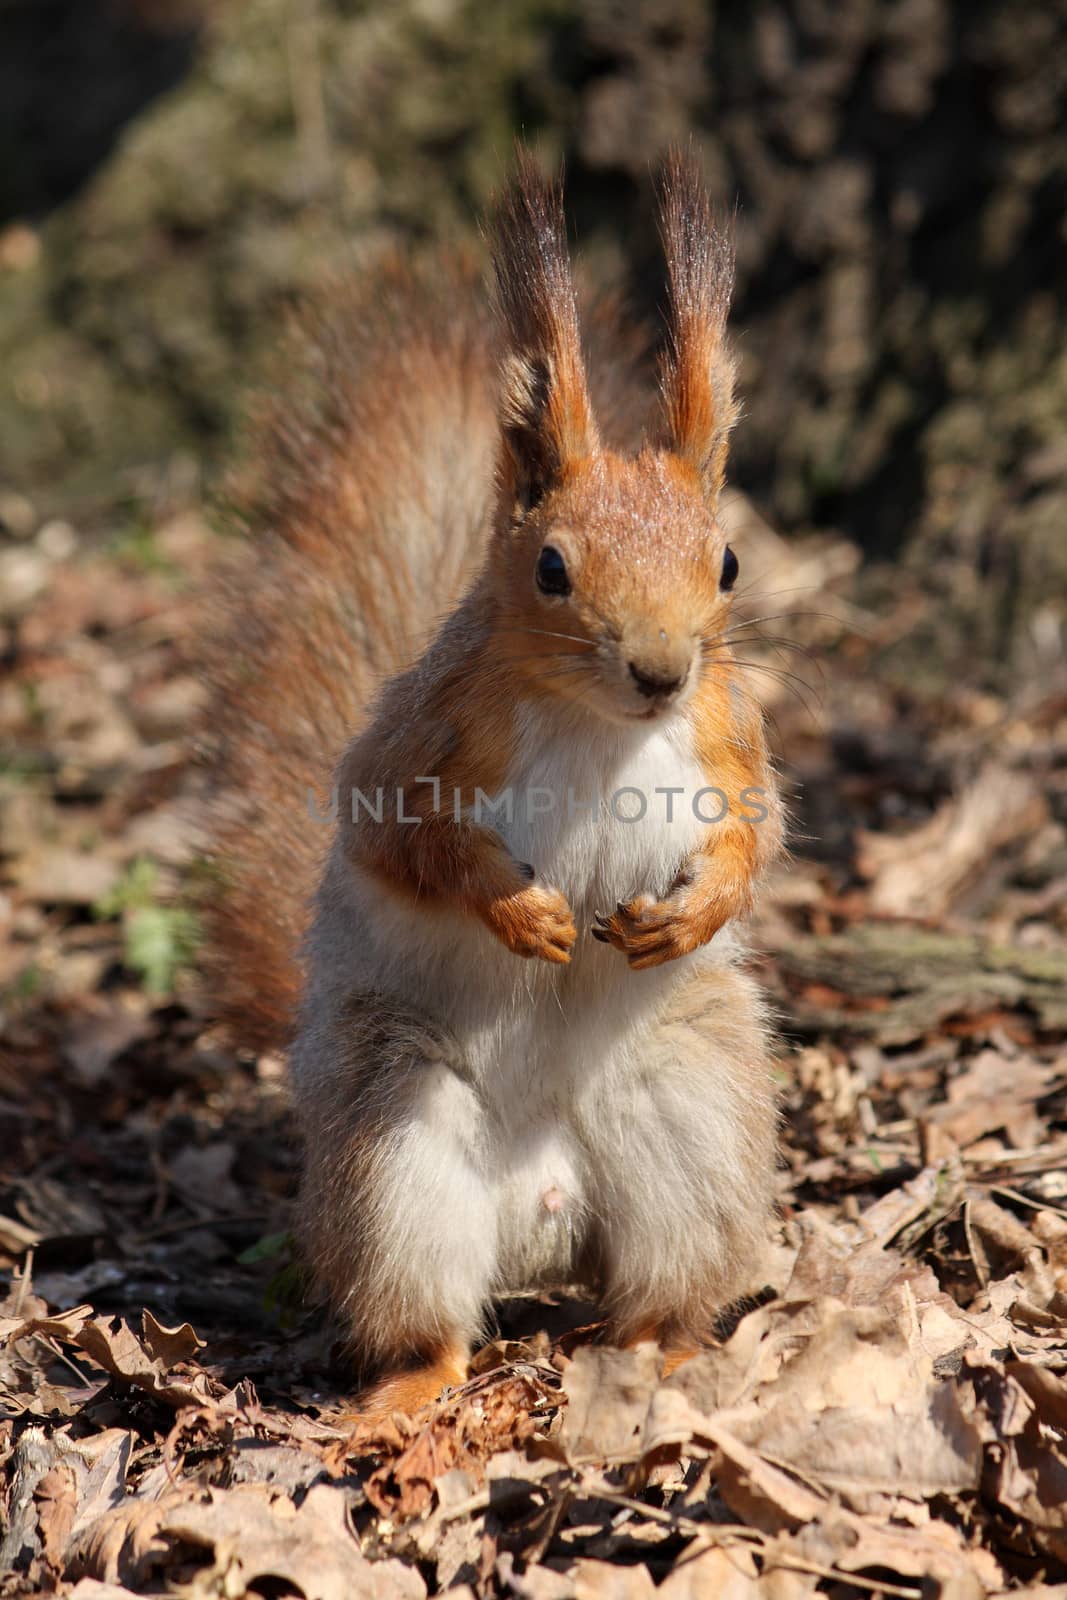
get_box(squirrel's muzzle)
[623,628,695,708]
[628,659,689,699]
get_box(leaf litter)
[2,509,1067,1595]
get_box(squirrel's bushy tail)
[200,222,654,1055]
[199,258,499,1053]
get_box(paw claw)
[593,893,700,967]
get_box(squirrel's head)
[487,149,741,728]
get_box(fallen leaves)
[3,942,1067,1598]
[927,1049,1061,1152]
[4,471,1067,1597]
[1,1302,216,1413]
[361,1364,558,1521]
[71,1482,426,1600]
[856,764,1048,920]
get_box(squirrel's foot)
[592,893,706,969]
[614,1324,703,1376]
[341,1344,469,1429]
[613,1321,703,1377]
[487,883,577,964]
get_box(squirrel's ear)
[657,148,738,508]
[489,151,598,515]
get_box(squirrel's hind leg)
[292,998,496,1420]
[585,963,777,1354]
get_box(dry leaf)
[657,1541,762,1600]
[34,1459,79,1571]
[0,1302,94,1345]
[561,1345,663,1464]
[704,1423,827,1532]
[139,1308,204,1366]
[573,1558,657,1599]
[0,1213,42,1254]
[73,1311,215,1409]
[928,1050,1057,1149]
[726,1301,983,1505]
[856,765,1046,918]
[66,1493,180,1588]
[362,1367,551,1520]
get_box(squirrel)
[203,149,783,1421]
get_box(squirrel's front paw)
[593,854,753,969]
[592,894,702,969]
[487,884,577,964]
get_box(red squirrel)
[204,150,783,1420]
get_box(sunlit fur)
[658,148,739,503]
[490,450,734,728]
[203,150,783,1423]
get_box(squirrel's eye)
[720,545,739,593]
[536,545,571,597]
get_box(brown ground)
[1,488,1066,1596]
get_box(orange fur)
[202,150,782,1413]
[658,149,738,506]
[200,251,653,1045]
[328,157,770,973]
[489,150,599,517]
[342,1343,469,1427]
[199,256,499,1050]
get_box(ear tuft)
[657,146,738,506]
[489,150,598,512]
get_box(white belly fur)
[298,701,740,1294]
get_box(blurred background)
[4,0,1066,677]
[1,0,1066,1402]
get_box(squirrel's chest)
[496,711,708,912]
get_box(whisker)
[496,649,592,668]
[729,581,823,607]
[703,648,823,719]
[704,633,817,671]
[725,629,823,660]
[509,626,597,649]
[535,664,594,685]
[717,628,827,677]
[762,704,789,756]
[729,606,857,632]
[733,661,822,719]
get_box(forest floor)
[1,492,1067,1598]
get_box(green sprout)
[94,857,200,996]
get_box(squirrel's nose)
[628,660,688,699]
